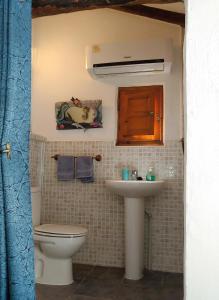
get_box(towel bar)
[51,154,102,162]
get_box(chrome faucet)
[130,170,138,180]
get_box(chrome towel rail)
[51,154,102,162]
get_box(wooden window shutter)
[117,86,163,146]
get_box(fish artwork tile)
[55,97,103,130]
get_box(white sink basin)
[105,179,165,281]
[105,180,165,198]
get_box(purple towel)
[75,156,94,183]
[57,156,75,181]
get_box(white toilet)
[32,186,88,285]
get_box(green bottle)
[146,167,156,181]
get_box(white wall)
[185,0,219,299]
[32,9,182,142]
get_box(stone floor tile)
[66,295,112,300]
[36,264,183,300]
[73,263,95,281]
[75,278,120,298]
[88,266,124,281]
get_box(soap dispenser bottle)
[146,167,156,181]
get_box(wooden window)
[117,85,163,146]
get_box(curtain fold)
[0,1,35,299]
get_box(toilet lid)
[35,224,87,236]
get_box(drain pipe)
[145,209,152,270]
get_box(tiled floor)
[36,264,183,300]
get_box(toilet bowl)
[31,187,88,285]
[34,224,87,285]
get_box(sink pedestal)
[105,180,165,281]
[125,197,145,280]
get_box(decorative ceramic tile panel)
[37,140,184,273]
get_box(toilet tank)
[31,186,41,226]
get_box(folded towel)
[57,156,75,181]
[75,156,94,183]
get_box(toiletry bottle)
[146,167,156,181]
[122,168,129,180]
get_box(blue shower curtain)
[0,1,35,299]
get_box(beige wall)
[32,9,182,142]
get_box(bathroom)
[31,2,184,300]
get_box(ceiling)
[146,3,184,13]
[32,1,185,26]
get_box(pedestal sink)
[105,180,165,280]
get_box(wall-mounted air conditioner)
[86,39,173,78]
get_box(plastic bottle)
[122,168,129,180]
[146,167,156,181]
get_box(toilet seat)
[35,224,87,238]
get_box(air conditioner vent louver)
[93,59,164,68]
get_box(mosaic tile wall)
[33,139,184,273]
[30,134,46,187]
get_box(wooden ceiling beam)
[114,5,185,26]
[32,0,183,18]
